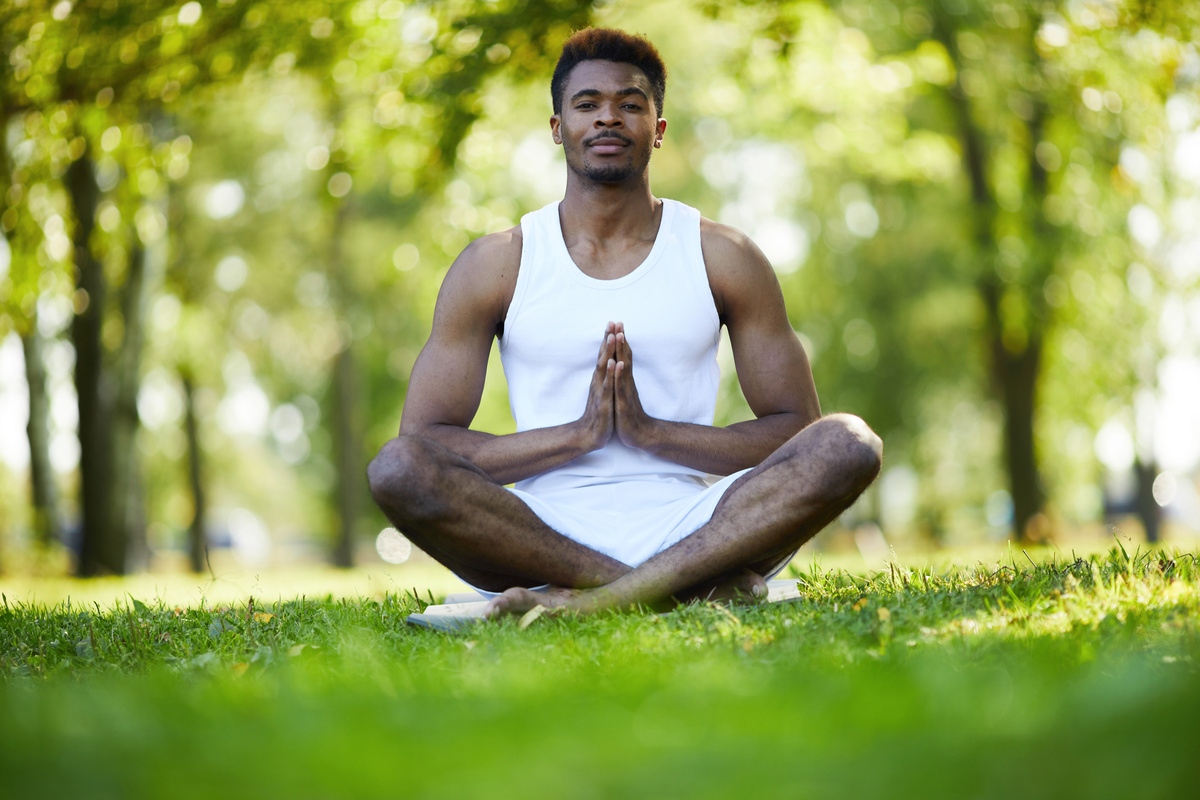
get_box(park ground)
[2,538,1199,799]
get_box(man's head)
[550,29,668,186]
[551,28,667,118]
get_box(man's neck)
[558,174,660,244]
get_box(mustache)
[584,132,633,146]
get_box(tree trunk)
[1009,56,1052,543]
[67,151,123,576]
[21,323,62,549]
[987,309,1045,540]
[182,373,208,573]
[162,175,208,573]
[936,13,1049,543]
[111,239,149,570]
[0,108,59,555]
[331,344,360,568]
[1133,458,1161,543]
[327,191,361,568]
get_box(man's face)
[551,59,666,185]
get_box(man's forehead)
[563,59,652,95]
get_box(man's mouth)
[586,135,631,154]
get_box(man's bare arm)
[612,220,820,475]
[399,230,617,485]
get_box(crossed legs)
[367,413,882,616]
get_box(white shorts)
[464,469,796,596]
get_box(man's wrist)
[571,416,607,455]
[624,413,664,453]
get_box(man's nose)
[595,103,622,126]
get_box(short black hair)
[551,28,667,117]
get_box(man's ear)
[654,117,667,149]
[550,115,562,145]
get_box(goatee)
[570,160,638,184]
[562,133,653,185]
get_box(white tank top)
[499,198,721,496]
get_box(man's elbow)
[756,408,816,455]
[399,418,451,441]
[398,419,479,460]
[788,402,822,435]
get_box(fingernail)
[752,583,766,598]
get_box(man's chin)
[579,165,637,184]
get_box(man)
[368,28,881,618]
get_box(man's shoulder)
[698,217,773,280]
[696,216,779,320]
[458,225,523,269]
[447,225,523,288]
[438,226,523,322]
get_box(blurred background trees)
[1,0,1197,576]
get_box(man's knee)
[786,413,882,490]
[822,413,882,486]
[367,434,443,507]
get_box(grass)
[0,555,468,609]
[2,544,1198,799]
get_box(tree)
[2,0,303,573]
[692,0,1196,541]
[0,99,62,556]
[279,0,597,565]
[1,0,601,572]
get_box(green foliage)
[623,0,1200,538]
[1,547,1198,798]
[2,0,1199,565]
[0,0,598,560]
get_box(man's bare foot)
[483,568,767,621]
[483,586,579,619]
[673,567,767,606]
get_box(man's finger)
[616,332,633,371]
[596,357,614,396]
[598,322,617,354]
[597,333,615,368]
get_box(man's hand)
[577,322,619,452]
[613,323,657,450]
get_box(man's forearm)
[405,421,600,485]
[630,412,811,476]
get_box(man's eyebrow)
[569,87,650,103]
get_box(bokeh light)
[375,527,412,564]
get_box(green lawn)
[2,545,1198,799]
